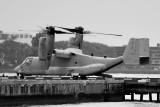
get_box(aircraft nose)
[14,65,21,73]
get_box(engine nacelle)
[46,34,55,68]
[38,37,47,70]
[46,34,55,57]
[38,37,47,60]
[38,32,55,69]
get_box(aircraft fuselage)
[15,53,123,76]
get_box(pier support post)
[157,93,159,102]
[131,93,134,101]
[140,94,143,101]
[18,85,21,95]
[149,93,152,101]
[6,85,10,96]
[28,85,30,95]
[123,94,125,101]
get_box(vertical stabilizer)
[123,38,149,65]
[123,38,139,65]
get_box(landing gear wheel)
[17,73,19,76]
[80,75,87,80]
[20,75,24,79]
[73,76,78,80]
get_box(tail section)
[139,38,150,64]
[123,38,149,65]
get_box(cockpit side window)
[24,58,33,66]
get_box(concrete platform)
[2,77,160,106]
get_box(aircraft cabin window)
[73,60,78,65]
[75,61,78,65]
[25,58,32,66]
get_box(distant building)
[0,32,33,46]
[114,46,160,70]
[14,33,32,45]
[150,47,160,69]
[157,43,160,47]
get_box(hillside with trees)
[0,32,117,70]
[30,40,117,57]
[0,40,32,69]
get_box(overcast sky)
[0,0,160,46]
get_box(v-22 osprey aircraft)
[14,26,149,79]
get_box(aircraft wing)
[54,48,82,58]
[54,49,72,58]
[65,48,82,54]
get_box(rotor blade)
[36,25,47,31]
[18,30,40,32]
[53,26,77,32]
[19,29,48,34]
[19,29,74,34]
[83,31,122,36]
[55,30,75,34]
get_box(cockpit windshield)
[22,58,33,66]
